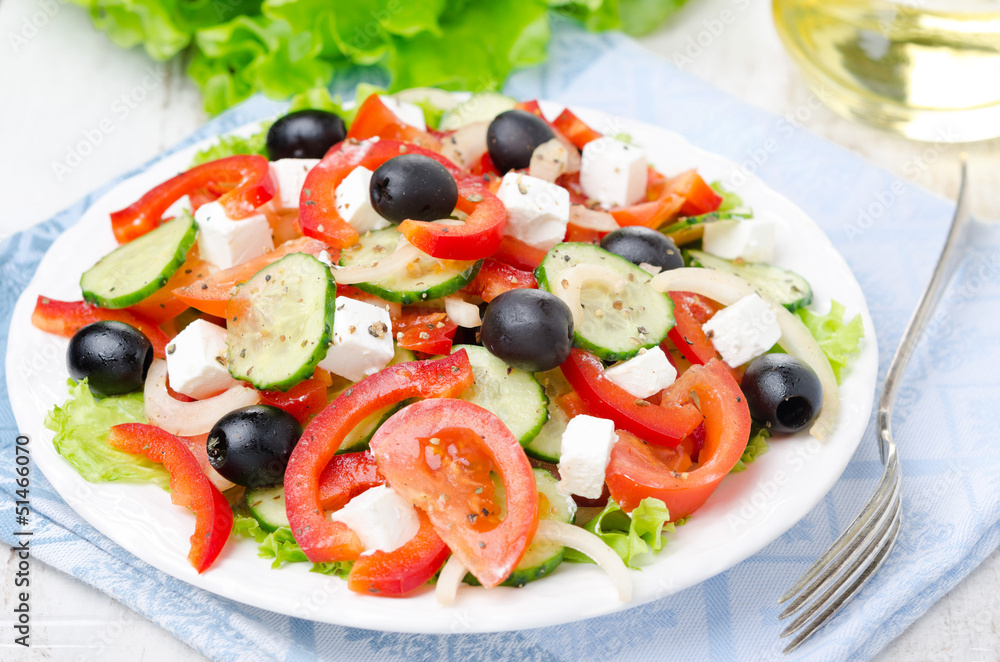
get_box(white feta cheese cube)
[195,201,274,270]
[329,484,420,554]
[702,219,776,263]
[269,158,320,210]
[335,166,391,234]
[165,319,239,399]
[579,137,647,209]
[318,296,395,382]
[702,293,782,368]
[557,415,617,499]
[496,172,570,251]
[603,346,677,399]
[380,95,427,131]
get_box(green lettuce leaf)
[730,426,770,473]
[191,121,271,165]
[44,380,170,489]
[232,515,352,575]
[617,0,688,36]
[795,300,865,383]
[710,180,744,213]
[565,497,675,568]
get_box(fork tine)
[780,483,901,635]
[778,444,900,604]
[781,502,902,654]
[778,458,901,618]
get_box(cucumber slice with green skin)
[337,402,404,453]
[438,92,517,131]
[451,345,548,446]
[227,252,335,391]
[685,249,813,311]
[80,215,198,309]
[535,243,675,362]
[246,485,288,533]
[524,369,573,462]
[465,468,575,587]
[660,210,752,246]
[338,228,482,304]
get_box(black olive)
[480,289,574,372]
[600,227,683,272]
[486,110,556,174]
[67,321,153,397]
[369,154,459,224]
[206,405,303,487]
[266,110,346,160]
[741,354,823,434]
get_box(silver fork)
[777,155,974,653]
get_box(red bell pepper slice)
[259,377,330,425]
[461,259,537,303]
[369,398,538,589]
[491,236,547,271]
[391,308,458,355]
[109,155,275,244]
[606,359,751,519]
[611,191,685,229]
[398,185,506,260]
[664,170,722,217]
[346,94,442,151]
[514,100,545,118]
[666,291,724,366]
[284,351,474,563]
[551,108,603,150]
[346,509,450,596]
[107,423,233,572]
[173,237,329,318]
[560,348,703,447]
[317,451,385,511]
[31,297,171,359]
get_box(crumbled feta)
[702,219,776,263]
[557,415,617,499]
[579,137,647,209]
[380,96,427,131]
[165,319,239,399]
[335,166,391,234]
[318,296,395,382]
[269,159,320,210]
[194,201,273,269]
[329,484,420,554]
[603,346,677,399]
[495,172,570,251]
[702,293,782,368]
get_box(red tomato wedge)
[491,236,547,271]
[461,259,537,303]
[551,108,602,149]
[560,348,703,447]
[665,170,723,217]
[391,308,457,355]
[109,155,274,244]
[172,237,329,317]
[346,510,450,597]
[107,423,233,572]
[284,352,474,563]
[258,377,330,424]
[369,398,539,589]
[31,297,171,359]
[346,94,442,151]
[317,451,385,511]
[605,359,751,520]
[666,291,724,366]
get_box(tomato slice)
[391,308,457,355]
[491,236,547,271]
[369,398,538,588]
[258,377,329,424]
[172,237,329,317]
[107,423,233,572]
[666,291,724,366]
[665,170,722,216]
[605,359,751,520]
[551,108,602,150]
[346,510,450,596]
[317,451,385,511]
[555,391,589,419]
[31,296,171,359]
[284,352,474,563]
[461,258,537,303]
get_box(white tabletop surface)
[1,0,998,660]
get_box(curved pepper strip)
[31,296,171,359]
[346,510,450,596]
[107,423,233,572]
[109,155,274,244]
[284,351,475,563]
[346,94,442,151]
[398,185,506,260]
[560,348,704,448]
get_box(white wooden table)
[1,0,998,659]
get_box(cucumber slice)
[660,210,752,246]
[246,485,288,533]
[438,92,517,131]
[685,249,813,311]
[80,215,197,309]
[451,345,548,446]
[227,252,335,391]
[524,369,573,462]
[338,228,482,304]
[536,243,675,362]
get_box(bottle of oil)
[773,0,1000,142]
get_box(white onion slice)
[331,242,423,285]
[569,205,619,231]
[144,360,260,437]
[444,296,481,328]
[534,520,632,602]
[440,121,488,169]
[529,139,572,183]
[650,267,839,440]
[436,554,469,605]
[553,263,627,328]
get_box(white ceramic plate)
[6,100,878,633]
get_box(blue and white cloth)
[2,22,999,662]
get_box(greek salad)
[34,89,864,601]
